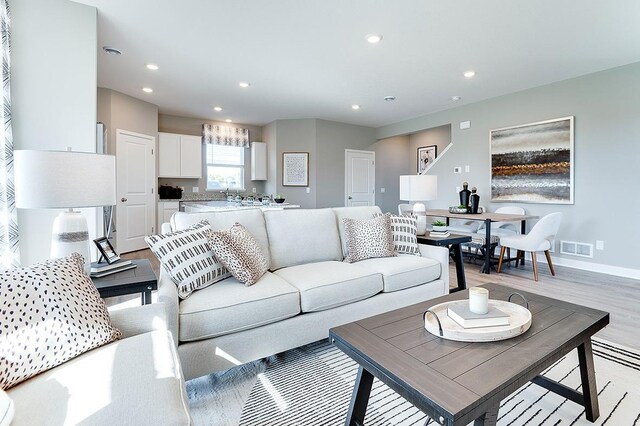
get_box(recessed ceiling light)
[383,96,396,101]
[213,106,223,112]
[102,46,122,55]
[451,96,462,101]
[225,119,233,123]
[351,105,360,110]
[464,70,476,78]
[366,34,383,44]
[142,87,153,93]
[238,82,250,88]
[146,64,159,70]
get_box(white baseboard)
[536,254,640,280]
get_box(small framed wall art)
[417,145,437,174]
[282,152,309,187]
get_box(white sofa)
[5,303,192,425]
[159,206,450,380]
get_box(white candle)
[469,287,489,315]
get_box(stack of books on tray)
[90,260,136,278]
[447,303,509,329]
[429,230,450,238]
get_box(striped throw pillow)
[375,213,420,256]
[145,220,231,299]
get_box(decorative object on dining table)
[459,181,471,211]
[417,145,437,174]
[282,152,309,187]
[448,205,469,214]
[490,116,574,204]
[423,291,532,342]
[470,187,480,214]
[399,175,438,236]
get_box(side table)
[417,233,472,293]
[91,259,157,305]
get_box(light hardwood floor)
[118,249,640,350]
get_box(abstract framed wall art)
[490,116,574,204]
[417,145,437,174]
[282,152,309,186]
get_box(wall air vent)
[559,240,593,258]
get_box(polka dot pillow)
[0,253,121,390]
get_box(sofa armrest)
[161,222,173,235]
[157,269,180,346]
[108,303,168,339]
[417,244,450,295]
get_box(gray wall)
[262,121,277,196]
[367,135,410,214]
[408,124,452,175]
[376,62,640,271]
[316,120,376,208]
[12,0,98,265]
[158,113,265,195]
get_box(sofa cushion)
[206,223,269,286]
[264,208,343,270]
[274,261,383,312]
[355,255,441,292]
[0,253,121,390]
[145,220,231,299]
[6,331,190,426]
[171,209,271,268]
[332,206,383,257]
[343,214,396,263]
[0,389,13,426]
[179,272,300,341]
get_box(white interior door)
[345,150,375,207]
[116,130,156,253]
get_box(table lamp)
[399,175,437,235]
[14,149,116,265]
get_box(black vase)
[459,182,471,210]
[470,188,480,214]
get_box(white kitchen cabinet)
[157,201,179,231]
[158,132,202,178]
[251,141,267,180]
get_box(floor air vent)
[559,240,593,258]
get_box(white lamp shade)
[399,175,437,202]
[14,150,116,209]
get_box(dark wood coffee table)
[330,283,609,426]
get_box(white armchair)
[497,212,562,281]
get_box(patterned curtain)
[202,124,249,148]
[0,0,18,268]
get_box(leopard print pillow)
[206,223,269,286]
[343,213,397,263]
[0,253,121,390]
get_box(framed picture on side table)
[94,237,121,264]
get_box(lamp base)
[51,210,90,266]
[412,202,427,235]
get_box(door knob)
[121,197,127,202]
[348,196,353,200]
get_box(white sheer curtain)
[0,0,19,268]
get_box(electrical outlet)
[306,187,310,193]
[596,240,604,250]
[252,188,257,193]
[465,165,470,173]
[460,121,471,129]
[380,187,386,193]
[454,166,462,174]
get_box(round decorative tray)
[448,206,469,214]
[424,299,532,342]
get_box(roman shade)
[202,124,249,148]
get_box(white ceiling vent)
[559,240,593,258]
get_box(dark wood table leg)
[578,339,600,421]
[346,366,374,426]
[520,220,526,266]
[473,404,499,426]
[484,219,492,274]
[451,243,467,292]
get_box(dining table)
[424,209,539,274]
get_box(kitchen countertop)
[181,200,300,212]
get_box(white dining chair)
[497,212,562,281]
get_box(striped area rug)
[229,338,640,426]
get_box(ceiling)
[75,0,640,128]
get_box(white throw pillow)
[375,213,420,256]
[145,220,231,299]
[206,223,269,286]
[0,253,121,390]
[0,389,14,426]
[343,213,397,263]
